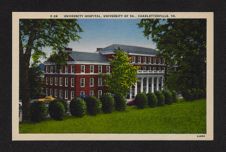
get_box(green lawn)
[20,99,206,133]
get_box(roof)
[99,44,158,55]
[69,51,108,63]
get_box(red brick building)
[44,44,165,101]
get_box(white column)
[161,76,164,90]
[141,77,144,93]
[151,77,154,93]
[156,77,159,91]
[135,81,137,96]
[129,87,132,99]
[146,77,149,93]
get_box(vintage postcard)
[12,12,213,141]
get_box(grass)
[20,99,206,133]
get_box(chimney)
[96,48,102,52]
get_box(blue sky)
[67,19,156,52]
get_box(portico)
[128,70,165,99]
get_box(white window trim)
[80,78,85,87]
[90,90,94,96]
[98,65,102,73]
[71,91,74,99]
[65,90,68,99]
[90,65,94,73]
[98,77,102,86]
[65,65,68,73]
[106,65,110,73]
[54,89,58,97]
[138,56,141,63]
[46,77,48,85]
[59,77,63,86]
[98,90,102,98]
[81,65,85,73]
[143,57,147,63]
[90,78,94,87]
[71,78,74,87]
[55,77,58,86]
[50,77,53,85]
[71,65,75,73]
[65,77,68,87]
[132,56,136,63]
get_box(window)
[98,77,102,86]
[54,89,58,97]
[59,77,63,86]
[50,88,53,96]
[54,66,57,73]
[65,77,68,87]
[143,66,146,70]
[81,65,85,73]
[50,77,53,85]
[59,66,62,73]
[90,78,94,87]
[153,58,156,64]
[50,66,53,73]
[80,78,85,87]
[106,66,110,73]
[65,90,68,99]
[71,91,75,99]
[46,77,48,85]
[98,90,102,98]
[98,65,102,73]
[138,56,141,63]
[132,56,136,63]
[45,66,48,73]
[149,57,152,64]
[90,65,94,73]
[71,65,75,73]
[59,90,63,99]
[55,77,58,86]
[143,57,147,63]
[65,65,68,73]
[45,88,48,96]
[90,90,94,96]
[80,91,85,97]
[71,78,74,87]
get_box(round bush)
[134,93,147,109]
[70,97,86,117]
[147,93,158,107]
[171,90,178,102]
[58,99,68,113]
[85,96,101,115]
[182,89,193,101]
[48,100,65,120]
[100,93,115,113]
[30,101,48,122]
[114,94,126,111]
[155,91,165,106]
[163,90,173,104]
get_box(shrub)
[85,96,101,115]
[163,90,173,104]
[48,100,65,120]
[171,90,178,102]
[30,101,48,122]
[70,97,86,117]
[100,93,115,113]
[182,89,193,101]
[127,99,136,106]
[134,93,147,109]
[147,93,158,107]
[114,94,126,111]
[155,91,165,106]
[57,99,68,114]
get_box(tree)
[20,19,82,120]
[138,19,206,91]
[28,64,44,99]
[106,50,138,97]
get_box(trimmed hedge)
[182,88,205,101]
[30,101,48,122]
[100,93,115,113]
[134,93,147,109]
[58,99,68,114]
[70,97,86,117]
[85,96,101,115]
[155,91,165,106]
[163,90,173,104]
[147,93,158,107]
[114,94,126,111]
[49,100,65,120]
